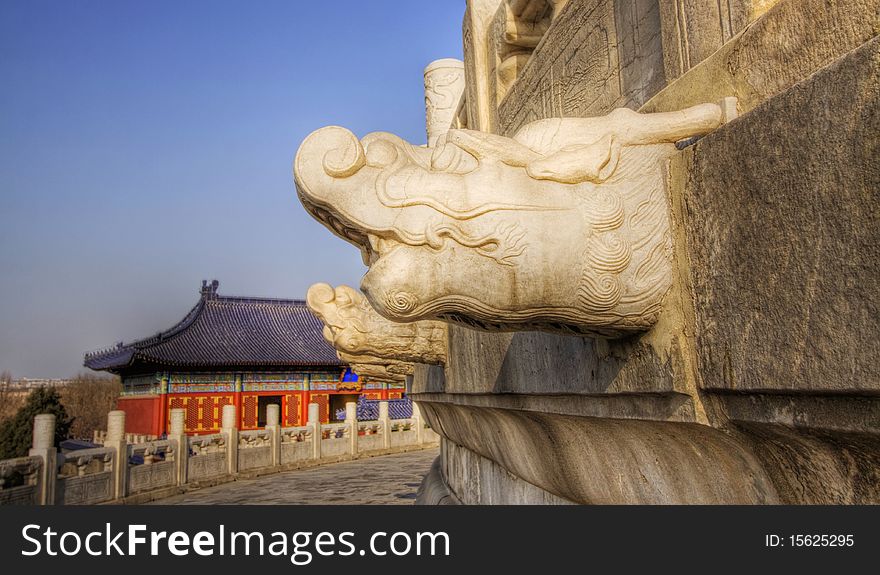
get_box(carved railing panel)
[188,434,227,480]
[127,440,177,494]
[0,456,41,505]
[320,423,351,458]
[280,425,313,465]
[238,430,272,471]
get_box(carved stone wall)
[497,0,664,134]
[476,0,789,134]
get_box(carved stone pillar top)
[295,102,730,337]
[425,59,465,147]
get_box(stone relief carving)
[307,283,447,365]
[463,0,504,132]
[462,0,569,130]
[295,101,731,337]
[424,59,465,147]
[492,0,569,104]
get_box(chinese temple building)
[84,280,405,436]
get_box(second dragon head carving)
[295,103,728,336]
[306,282,447,365]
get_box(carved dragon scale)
[295,103,729,337]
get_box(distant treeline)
[0,371,121,449]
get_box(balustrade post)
[169,408,188,486]
[29,414,56,505]
[412,401,425,444]
[345,402,358,456]
[221,404,238,474]
[105,410,128,500]
[379,401,391,450]
[266,404,281,467]
[308,403,321,460]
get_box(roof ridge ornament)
[200,279,220,298]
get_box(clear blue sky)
[0,0,465,377]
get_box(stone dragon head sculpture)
[335,350,412,386]
[295,103,728,336]
[306,282,447,364]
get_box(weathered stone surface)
[419,401,779,504]
[657,0,758,82]
[441,441,572,504]
[734,423,880,504]
[462,0,505,132]
[238,446,272,472]
[443,324,679,395]
[188,452,227,481]
[415,456,461,505]
[683,35,880,396]
[412,364,447,394]
[425,59,466,147]
[336,350,411,385]
[643,0,880,115]
[498,0,668,134]
[415,390,697,423]
[128,461,175,494]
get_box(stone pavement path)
[149,447,439,505]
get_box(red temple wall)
[118,388,409,435]
[116,396,163,437]
[238,391,307,430]
[309,393,330,424]
[285,393,302,427]
[165,393,235,435]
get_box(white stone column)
[105,410,128,500]
[266,403,281,467]
[424,58,465,147]
[412,401,424,444]
[307,402,321,460]
[169,408,188,486]
[221,404,238,474]
[345,401,358,456]
[379,400,391,450]
[29,414,56,505]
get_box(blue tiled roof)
[84,281,342,371]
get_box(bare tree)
[0,371,25,422]
[62,372,121,440]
